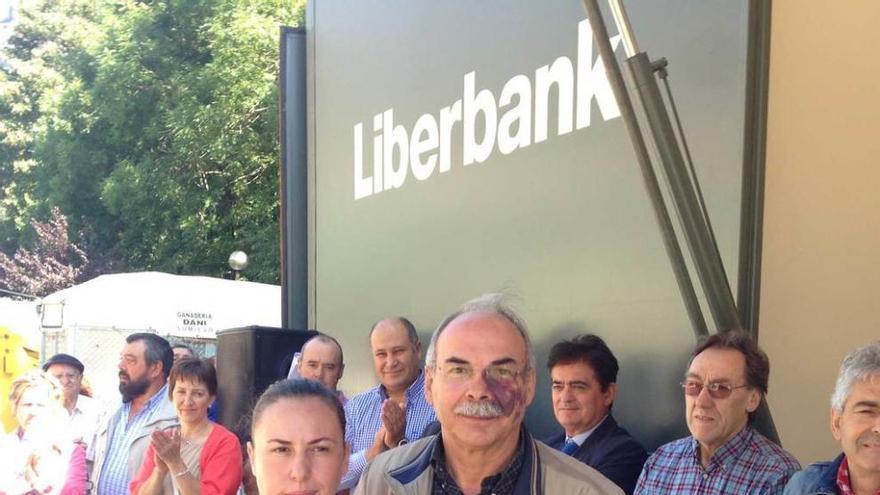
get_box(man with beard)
[354,294,622,494]
[91,333,177,494]
[784,341,880,495]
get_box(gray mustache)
[859,432,880,445]
[454,401,503,418]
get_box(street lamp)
[228,250,248,280]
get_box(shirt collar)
[691,424,754,470]
[378,369,425,401]
[123,383,169,416]
[431,427,527,494]
[70,394,91,415]
[836,455,880,495]
[567,414,608,446]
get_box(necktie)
[561,439,578,455]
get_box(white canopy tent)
[38,272,281,406]
[40,271,281,338]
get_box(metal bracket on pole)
[580,0,707,339]
[580,0,779,444]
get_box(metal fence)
[41,327,215,412]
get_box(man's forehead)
[302,339,339,361]
[437,311,526,362]
[687,347,746,380]
[123,340,147,356]
[370,321,411,349]
[47,363,81,375]
[551,361,597,380]
[845,374,880,406]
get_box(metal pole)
[625,53,742,332]
[608,0,639,57]
[581,0,708,338]
[279,27,309,330]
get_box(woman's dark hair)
[251,379,345,437]
[168,358,218,398]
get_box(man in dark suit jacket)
[544,334,648,495]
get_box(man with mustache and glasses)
[354,294,623,495]
[635,330,799,495]
[340,317,437,490]
[784,341,880,495]
[91,333,178,494]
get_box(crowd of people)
[2,292,879,495]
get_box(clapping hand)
[381,399,407,448]
[151,428,183,467]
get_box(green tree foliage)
[0,0,304,283]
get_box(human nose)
[695,384,714,406]
[465,369,492,401]
[287,451,311,482]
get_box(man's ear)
[524,367,537,407]
[604,382,618,407]
[745,389,761,413]
[424,367,434,406]
[831,407,843,441]
[149,361,164,381]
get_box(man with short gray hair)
[355,294,623,494]
[784,341,880,495]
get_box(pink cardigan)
[129,423,243,495]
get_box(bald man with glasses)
[635,330,800,495]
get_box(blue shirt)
[340,371,436,489]
[635,426,800,495]
[96,384,170,495]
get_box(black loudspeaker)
[216,326,317,440]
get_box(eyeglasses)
[680,380,749,399]
[51,372,82,382]
[436,364,525,385]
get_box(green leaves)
[0,0,304,283]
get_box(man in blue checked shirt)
[90,333,178,494]
[339,316,437,490]
[635,330,800,495]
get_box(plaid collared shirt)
[635,426,800,495]
[340,371,436,489]
[837,456,880,495]
[431,428,526,495]
[96,385,170,495]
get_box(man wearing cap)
[43,353,105,454]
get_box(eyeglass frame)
[680,379,751,399]
[433,361,529,386]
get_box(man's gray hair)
[425,293,536,371]
[831,341,880,412]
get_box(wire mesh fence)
[41,327,216,412]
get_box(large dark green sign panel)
[304,0,750,446]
